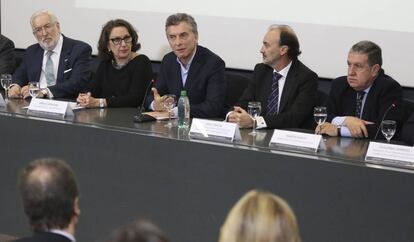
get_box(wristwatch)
[99,98,105,108]
[337,125,342,137]
[41,89,48,98]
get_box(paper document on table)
[69,102,84,110]
[144,111,173,120]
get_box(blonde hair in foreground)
[219,190,301,242]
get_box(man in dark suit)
[149,13,226,118]
[15,158,80,242]
[317,41,403,139]
[9,9,91,99]
[0,34,16,74]
[228,25,318,129]
[402,112,414,145]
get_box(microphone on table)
[133,79,156,123]
[373,102,396,139]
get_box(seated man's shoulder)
[294,60,318,77]
[253,63,271,72]
[197,45,224,66]
[379,73,402,88]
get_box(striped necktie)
[355,91,365,118]
[266,72,282,115]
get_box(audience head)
[107,219,169,242]
[261,25,301,68]
[18,158,80,232]
[98,19,141,61]
[347,40,382,91]
[30,9,61,51]
[219,190,301,242]
[165,13,198,65]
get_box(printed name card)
[189,118,241,142]
[0,94,5,107]
[269,129,322,152]
[365,142,414,166]
[28,98,74,117]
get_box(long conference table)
[1,96,414,242]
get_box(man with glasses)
[9,9,92,99]
[148,13,226,118]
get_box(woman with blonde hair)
[219,190,301,242]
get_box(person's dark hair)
[98,19,141,59]
[269,25,301,59]
[108,219,169,242]
[165,13,198,36]
[350,40,382,67]
[18,158,79,231]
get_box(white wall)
[2,0,414,87]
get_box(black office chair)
[301,89,329,130]
[403,98,414,122]
[224,72,250,108]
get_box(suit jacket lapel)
[261,68,274,109]
[34,46,44,82]
[279,61,298,112]
[184,46,202,90]
[171,60,183,94]
[57,36,70,82]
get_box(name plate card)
[365,142,414,167]
[269,129,322,152]
[28,98,74,117]
[0,93,5,107]
[189,118,241,142]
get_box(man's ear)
[73,197,81,217]
[280,45,289,56]
[371,63,380,77]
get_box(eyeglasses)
[32,23,55,35]
[110,36,132,45]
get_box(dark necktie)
[355,91,365,118]
[266,72,283,115]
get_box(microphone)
[373,102,396,139]
[133,79,156,122]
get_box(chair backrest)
[403,98,414,121]
[0,233,18,242]
[224,72,250,108]
[301,89,329,129]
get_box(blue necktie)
[45,50,55,86]
[266,72,282,115]
[355,91,365,118]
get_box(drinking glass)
[1,73,12,101]
[247,101,261,136]
[381,120,396,143]
[28,82,40,99]
[314,106,327,126]
[163,94,176,128]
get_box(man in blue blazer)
[227,25,318,129]
[148,13,226,118]
[9,10,91,99]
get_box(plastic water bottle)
[178,90,190,128]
